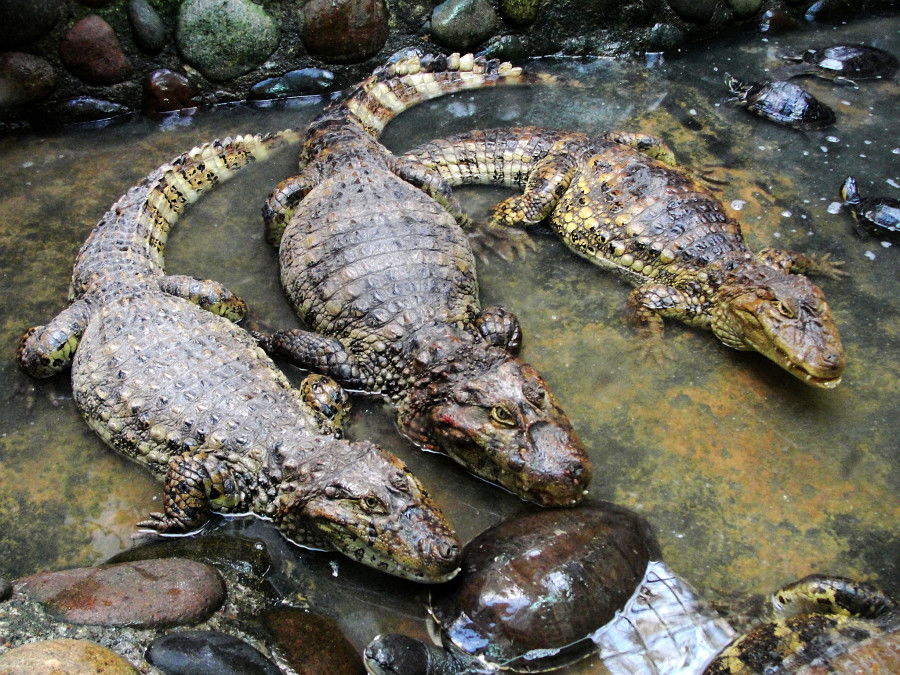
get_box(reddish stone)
[16,558,225,627]
[301,0,388,64]
[143,68,195,114]
[262,607,364,675]
[59,14,132,85]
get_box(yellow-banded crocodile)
[401,127,846,388]
[260,54,592,506]
[17,133,461,582]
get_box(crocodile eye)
[490,406,516,427]
[363,495,387,514]
[776,300,794,318]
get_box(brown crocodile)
[17,132,461,582]
[401,127,846,388]
[260,53,591,506]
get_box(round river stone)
[0,638,137,674]
[127,0,168,54]
[0,0,61,50]
[146,630,280,675]
[301,0,389,64]
[58,14,133,85]
[431,0,499,50]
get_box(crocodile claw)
[467,222,535,262]
[137,511,188,534]
[805,252,847,279]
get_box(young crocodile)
[261,54,591,506]
[401,127,846,388]
[17,133,461,582]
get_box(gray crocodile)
[17,133,461,582]
[260,53,591,507]
[401,127,846,388]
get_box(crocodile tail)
[73,130,302,293]
[338,52,570,137]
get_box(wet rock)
[0,577,11,601]
[128,0,168,54]
[499,0,541,27]
[726,0,762,18]
[79,0,117,6]
[300,0,389,64]
[666,0,718,24]
[0,0,61,50]
[107,534,271,579]
[262,607,364,675]
[804,0,855,22]
[142,68,195,114]
[17,558,225,627]
[146,630,280,675]
[0,53,56,108]
[431,0,499,51]
[54,96,130,124]
[647,22,685,51]
[59,15,133,85]
[249,68,336,99]
[177,0,279,82]
[479,34,527,62]
[757,8,799,33]
[0,638,137,674]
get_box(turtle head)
[397,331,591,506]
[711,262,845,388]
[271,438,460,582]
[840,176,861,206]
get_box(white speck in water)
[840,100,852,106]
[730,199,746,211]
[864,139,872,145]
[803,199,810,204]
[330,560,339,577]
[757,145,767,151]
[689,108,697,116]
[887,178,900,189]
[761,37,769,43]
[859,154,867,159]
[22,161,33,168]
[881,241,892,248]
[864,250,876,260]
[802,150,810,156]
[713,66,719,72]
[893,148,900,155]
[675,532,685,539]
[550,315,558,321]
[827,201,842,214]
[800,214,807,220]
[780,210,792,218]
[826,136,840,143]
[807,231,814,236]
[790,228,797,233]
[773,231,782,238]
[820,146,828,153]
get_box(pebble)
[0,0,61,50]
[249,68,336,99]
[666,0,718,24]
[127,0,168,54]
[0,638,137,674]
[300,0,389,64]
[17,558,225,627]
[59,15,132,85]
[262,606,364,674]
[726,0,762,18]
[142,69,195,114]
[146,630,280,675]
[499,0,542,26]
[54,96,130,124]
[479,34,527,62]
[0,52,56,108]
[805,0,857,22]
[431,0,499,50]
[177,0,280,81]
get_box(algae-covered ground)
[0,16,896,664]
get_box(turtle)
[705,574,898,673]
[840,176,900,242]
[779,44,898,87]
[363,502,735,674]
[725,74,836,130]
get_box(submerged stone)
[249,68,336,99]
[146,630,280,675]
[17,558,225,627]
[300,0,389,64]
[177,0,280,81]
[142,68,195,114]
[127,0,168,54]
[55,96,130,123]
[479,34,528,62]
[261,607,363,674]
[0,53,56,108]
[726,0,762,18]
[499,0,541,27]
[0,639,137,674]
[431,0,499,51]
[666,0,718,24]
[59,15,133,85]
[107,534,271,578]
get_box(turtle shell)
[740,80,835,130]
[428,502,660,672]
[800,44,898,80]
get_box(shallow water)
[1,16,897,668]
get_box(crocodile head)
[271,438,460,582]
[397,331,591,506]
[711,262,845,388]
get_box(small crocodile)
[17,133,461,582]
[401,127,846,388]
[261,53,591,506]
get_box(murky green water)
[1,17,897,665]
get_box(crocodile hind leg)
[158,275,248,322]
[138,452,244,533]
[263,166,319,247]
[773,575,896,620]
[18,299,92,378]
[474,305,522,354]
[601,131,677,166]
[258,328,370,391]
[299,373,351,438]
[755,248,846,279]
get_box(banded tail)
[338,52,571,138]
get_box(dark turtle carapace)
[726,74,836,130]
[364,503,734,674]
[840,176,899,242]
[781,44,899,86]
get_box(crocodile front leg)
[601,131,677,166]
[158,275,248,322]
[626,284,708,354]
[263,167,318,246]
[259,328,369,391]
[755,248,846,279]
[138,452,244,533]
[491,152,579,228]
[18,299,92,378]
[299,373,351,438]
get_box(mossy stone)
[499,0,541,27]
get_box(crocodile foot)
[467,222,535,262]
[804,252,847,279]
[137,511,196,534]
